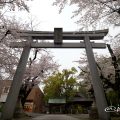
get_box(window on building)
[3,86,10,93]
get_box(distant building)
[67,92,93,114]
[0,80,12,111]
[48,92,93,114]
[24,85,45,113]
[0,80,45,113]
[0,80,12,103]
[48,98,66,114]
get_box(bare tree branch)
[0,30,10,43]
[0,0,16,4]
[78,66,88,73]
[95,0,116,12]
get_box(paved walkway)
[32,114,82,120]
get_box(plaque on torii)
[2,28,111,120]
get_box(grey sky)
[28,0,112,70]
[26,0,113,70]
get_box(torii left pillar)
[1,38,31,120]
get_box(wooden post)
[1,38,31,120]
[84,36,111,120]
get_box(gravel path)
[32,114,81,120]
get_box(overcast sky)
[28,0,82,70]
[27,0,111,70]
[7,0,120,70]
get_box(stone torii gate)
[2,28,110,120]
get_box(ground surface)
[32,114,85,120]
[31,114,120,120]
[0,112,119,120]
[12,113,89,120]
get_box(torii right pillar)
[84,36,111,120]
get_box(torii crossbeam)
[2,28,110,120]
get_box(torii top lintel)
[10,28,108,48]
[11,28,108,40]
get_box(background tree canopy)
[53,0,120,29]
[43,67,78,101]
[0,0,31,11]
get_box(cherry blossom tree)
[53,0,120,29]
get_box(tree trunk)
[14,97,26,118]
[107,44,120,103]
